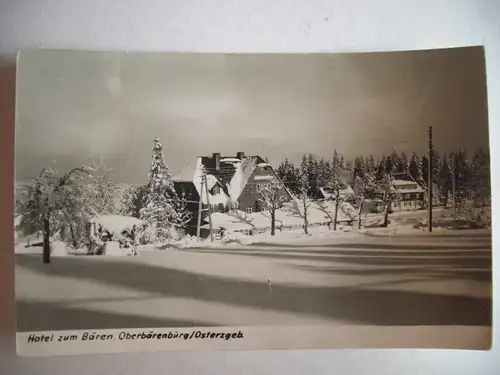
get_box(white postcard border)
[16,325,491,357]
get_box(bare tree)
[16,165,93,263]
[378,173,402,228]
[259,180,288,235]
[326,178,349,231]
[353,171,376,229]
[297,163,313,235]
[325,159,354,230]
[84,157,118,216]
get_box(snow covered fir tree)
[139,138,181,244]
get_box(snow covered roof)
[392,179,424,193]
[174,154,268,205]
[171,163,197,182]
[89,215,144,234]
[318,186,355,200]
[391,172,415,182]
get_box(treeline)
[276,147,491,207]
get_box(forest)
[276,148,491,209]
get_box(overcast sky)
[15,47,489,184]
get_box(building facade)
[172,152,292,236]
[371,172,425,213]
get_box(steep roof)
[391,172,425,193]
[171,163,197,182]
[173,154,268,205]
[392,172,416,182]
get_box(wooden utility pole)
[203,173,214,242]
[196,175,204,239]
[428,126,433,232]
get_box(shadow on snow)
[16,300,215,332]
[15,250,492,331]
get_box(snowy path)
[15,229,491,332]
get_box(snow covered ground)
[201,199,357,233]
[15,227,492,334]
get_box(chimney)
[213,153,221,171]
[236,152,245,160]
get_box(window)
[404,193,411,200]
[257,183,271,193]
[246,207,253,214]
[212,185,220,195]
[218,204,225,213]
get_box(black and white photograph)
[14,47,492,355]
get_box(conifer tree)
[421,154,429,186]
[332,149,340,175]
[139,138,177,243]
[388,150,399,174]
[353,155,366,182]
[453,149,471,212]
[376,157,386,181]
[365,155,376,176]
[317,157,327,189]
[431,150,441,186]
[397,152,409,174]
[409,153,421,182]
[339,154,345,170]
[171,191,193,235]
[307,154,318,196]
[439,154,452,208]
[277,158,300,194]
[471,147,490,206]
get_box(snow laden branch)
[139,138,178,244]
[170,192,193,232]
[379,172,402,228]
[352,170,377,229]
[119,184,148,219]
[323,153,355,231]
[83,157,119,217]
[298,156,313,235]
[258,180,288,236]
[16,164,94,263]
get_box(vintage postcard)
[14,47,492,356]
